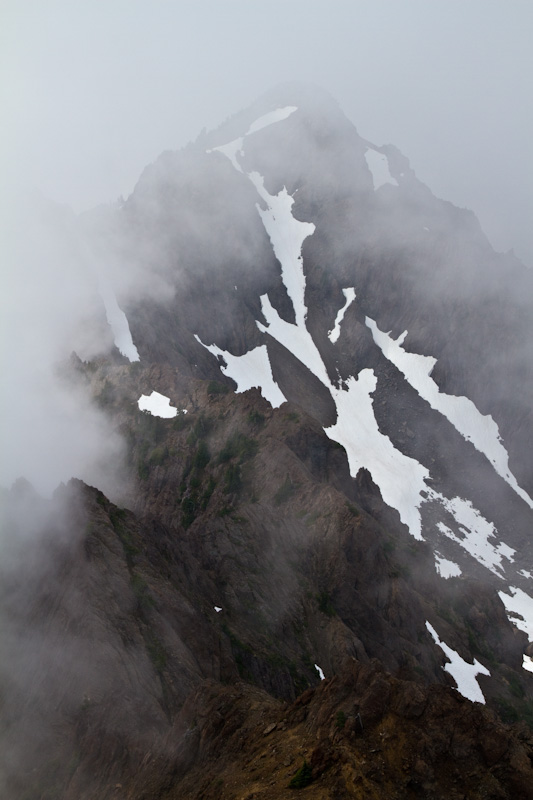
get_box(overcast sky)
[2,0,532,265]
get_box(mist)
[2,1,531,261]
[1,8,533,787]
[0,190,127,497]
[2,0,531,499]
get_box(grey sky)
[2,0,532,264]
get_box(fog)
[1,9,533,790]
[2,1,531,263]
[0,190,127,496]
[1,1,531,499]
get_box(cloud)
[0,189,125,497]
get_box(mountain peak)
[3,87,533,799]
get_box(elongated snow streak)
[364,148,398,190]
[367,317,533,509]
[249,171,314,328]
[246,106,297,135]
[256,295,331,388]
[194,335,286,408]
[314,664,325,680]
[206,106,510,551]
[425,621,490,704]
[98,276,139,362]
[138,390,177,418]
[498,586,533,640]
[328,288,356,343]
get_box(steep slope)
[2,360,532,798]
[99,85,533,623]
[2,85,533,798]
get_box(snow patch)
[519,569,533,579]
[214,606,222,613]
[498,586,533,639]
[98,276,139,362]
[194,335,286,408]
[364,148,398,190]
[314,664,325,680]
[435,498,515,578]
[435,553,462,579]
[328,288,356,343]
[367,318,533,509]
[425,621,490,703]
[138,390,178,419]
[523,655,533,674]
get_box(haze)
[1,0,532,497]
[2,0,532,265]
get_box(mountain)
[2,85,533,799]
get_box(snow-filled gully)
[202,106,533,654]
[366,317,533,510]
[98,274,139,362]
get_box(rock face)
[2,86,533,798]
